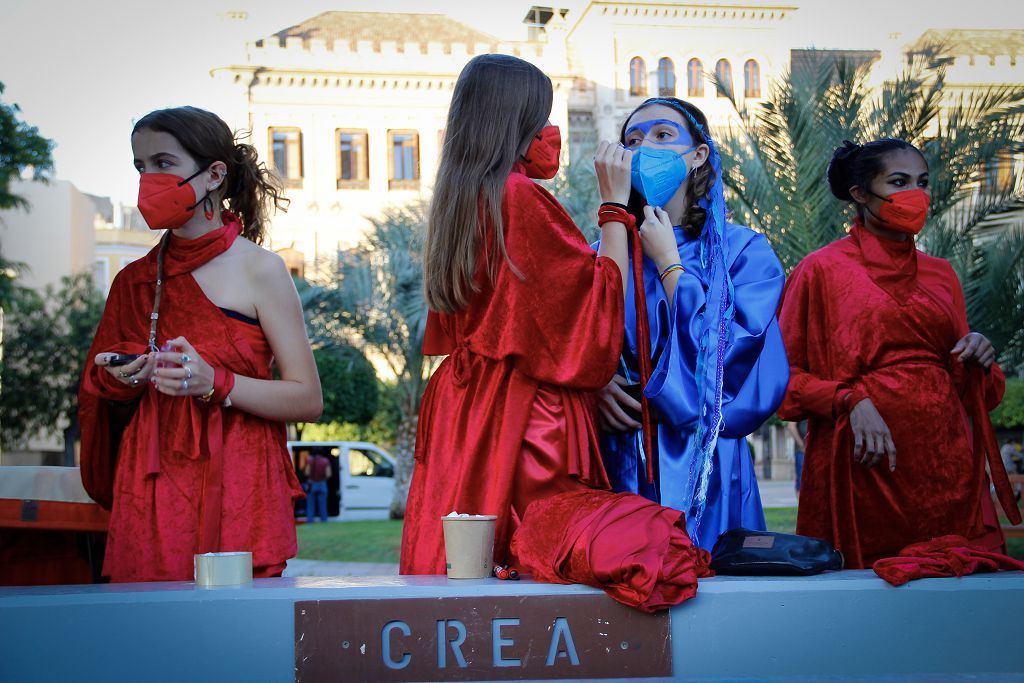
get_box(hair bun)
[826,140,861,201]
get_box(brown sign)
[294,594,672,682]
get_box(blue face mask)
[625,119,698,207]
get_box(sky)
[0,0,1019,207]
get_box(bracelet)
[659,263,685,282]
[198,367,235,406]
[597,203,637,230]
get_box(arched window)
[657,57,676,96]
[629,57,647,96]
[715,59,733,98]
[687,58,704,97]
[744,59,761,98]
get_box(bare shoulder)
[231,239,290,282]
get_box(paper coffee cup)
[441,514,497,579]
[194,551,253,588]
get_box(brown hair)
[132,106,288,244]
[424,54,553,313]
[620,97,715,238]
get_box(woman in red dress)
[778,139,1018,568]
[399,53,639,574]
[79,106,322,581]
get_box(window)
[268,127,303,188]
[715,59,733,98]
[687,58,704,97]
[336,130,369,189]
[94,258,109,293]
[388,130,420,190]
[657,58,676,97]
[348,449,394,478]
[629,57,647,97]
[744,59,761,98]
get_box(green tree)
[303,202,437,518]
[991,378,1024,431]
[717,50,1024,372]
[0,273,103,462]
[295,344,379,440]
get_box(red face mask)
[520,125,561,180]
[137,168,209,230]
[871,188,930,235]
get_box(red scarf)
[849,220,918,304]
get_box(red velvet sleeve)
[777,257,854,420]
[466,174,625,390]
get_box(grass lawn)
[296,520,403,563]
[296,507,1023,563]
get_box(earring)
[203,196,215,221]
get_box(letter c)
[382,620,412,670]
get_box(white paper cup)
[194,552,253,588]
[441,515,497,579]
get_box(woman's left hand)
[151,336,216,397]
[639,205,679,271]
[952,332,996,369]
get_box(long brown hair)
[132,106,288,244]
[424,54,553,313]
[621,97,715,238]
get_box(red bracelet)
[199,367,235,405]
[597,203,637,230]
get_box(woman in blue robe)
[593,97,789,550]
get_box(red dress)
[79,218,304,581]
[399,168,625,574]
[777,222,1014,568]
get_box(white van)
[287,441,396,519]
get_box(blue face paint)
[625,119,699,207]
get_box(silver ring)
[182,379,189,391]
[185,366,192,380]
[118,370,129,378]
[130,377,140,386]
[181,353,192,364]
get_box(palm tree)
[302,201,437,518]
[716,49,1024,372]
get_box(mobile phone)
[107,353,142,367]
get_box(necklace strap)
[148,233,170,353]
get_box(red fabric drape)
[778,222,1014,568]
[873,535,1024,586]
[510,489,713,612]
[400,169,625,574]
[78,214,303,581]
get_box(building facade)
[212,3,796,276]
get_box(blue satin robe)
[596,224,789,550]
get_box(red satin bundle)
[873,535,1024,586]
[597,203,657,484]
[510,489,713,613]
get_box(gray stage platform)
[1,571,1022,681]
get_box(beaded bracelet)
[659,263,685,282]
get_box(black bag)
[710,528,844,576]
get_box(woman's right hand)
[848,397,896,471]
[594,140,633,205]
[95,352,155,389]
[597,375,643,432]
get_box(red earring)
[203,196,215,221]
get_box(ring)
[130,377,140,386]
[181,353,191,364]
[182,379,189,391]
[185,366,192,380]
[118,370,129,378]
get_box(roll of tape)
[194,552,253,588]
